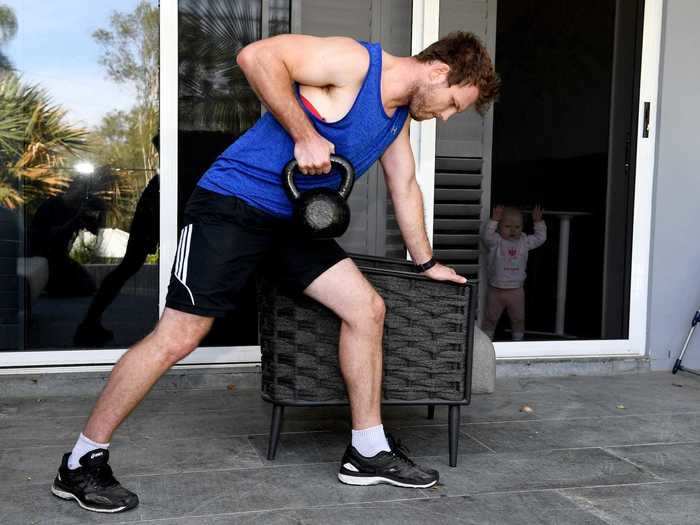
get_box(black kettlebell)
[283,155,355,239]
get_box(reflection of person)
[29,177,106,297]
[74,135,160,347]
[52,32,499,513]
[481,205,547,341]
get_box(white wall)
[647,0,700,369]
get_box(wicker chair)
[258,254,477,467]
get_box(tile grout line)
[546,439,700,452]
[391,497,476,524]
[111,478,700,525]
[0,428,352,448]
[395,410,700,429]
[112,494,439,524]
[554,488,620,525]
[432,478,700,501]
[600,446,667,481]
[5,403,700,422]
[245,434,269,467]
[459,430,498,453]
[119,460,344,479]
[461,410,700,424]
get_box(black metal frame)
[260,253,479,467]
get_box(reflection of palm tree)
[0,73,88,210]
[0,4,17,72]
[179,0,262,134]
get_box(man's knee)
[369,293,386,324]
[154,329,199,364]
[346,292,385,330]
[152,311,212,364]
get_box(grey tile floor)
[2,371,700,524]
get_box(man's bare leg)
[83,308,214,443]
[304,258,439,488]
[52,308,214,512]
[304,258,384,430]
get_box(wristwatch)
[415,257,437,272]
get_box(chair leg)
[448,405,460,467]
[427,405,435,420]
[267,404,284,460]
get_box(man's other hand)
[422,262,467,284]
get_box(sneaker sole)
[337,472,437,489]
[51,484,130,513]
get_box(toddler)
[481,205,546,341]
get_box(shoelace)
[386,435,416,467]
[87,464,119,488]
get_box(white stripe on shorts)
[174,225,195,305]
[175,225,188,278]
[181,224,193,282]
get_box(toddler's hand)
[533,205,544,223]
[492,205,504,221]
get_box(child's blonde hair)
[500,207,523,224]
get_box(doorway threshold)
[496,355,650,378]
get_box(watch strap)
[415,257,437,272]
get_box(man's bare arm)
[380,119,466,284]
[236,35,366,174]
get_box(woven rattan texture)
[259,264,473,404]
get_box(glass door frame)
[0,0,664,369]
[413,0,663,359]
[157,0,260,366]
[0,0,260,369]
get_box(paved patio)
[2,370,700,524]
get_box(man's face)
[409,66,480,122]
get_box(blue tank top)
[197,41,410,219]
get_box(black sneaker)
[338,435,439,488]
[51,449,139,513]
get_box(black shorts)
[165,186,348,317]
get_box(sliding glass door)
[1,0,160,364]
[424,0,660,358]
[488,0,644,344]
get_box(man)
[51,31,499,513]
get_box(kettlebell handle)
[283,155,355,202]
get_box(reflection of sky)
[3,0,156,129]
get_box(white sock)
[351,424,391,457]
[68,433,110,470]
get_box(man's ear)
[429,61,450,83]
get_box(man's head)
[498,208,523,241]
[410,31,499,122]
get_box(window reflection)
[0,0,159,351]
[177,0,291,347]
